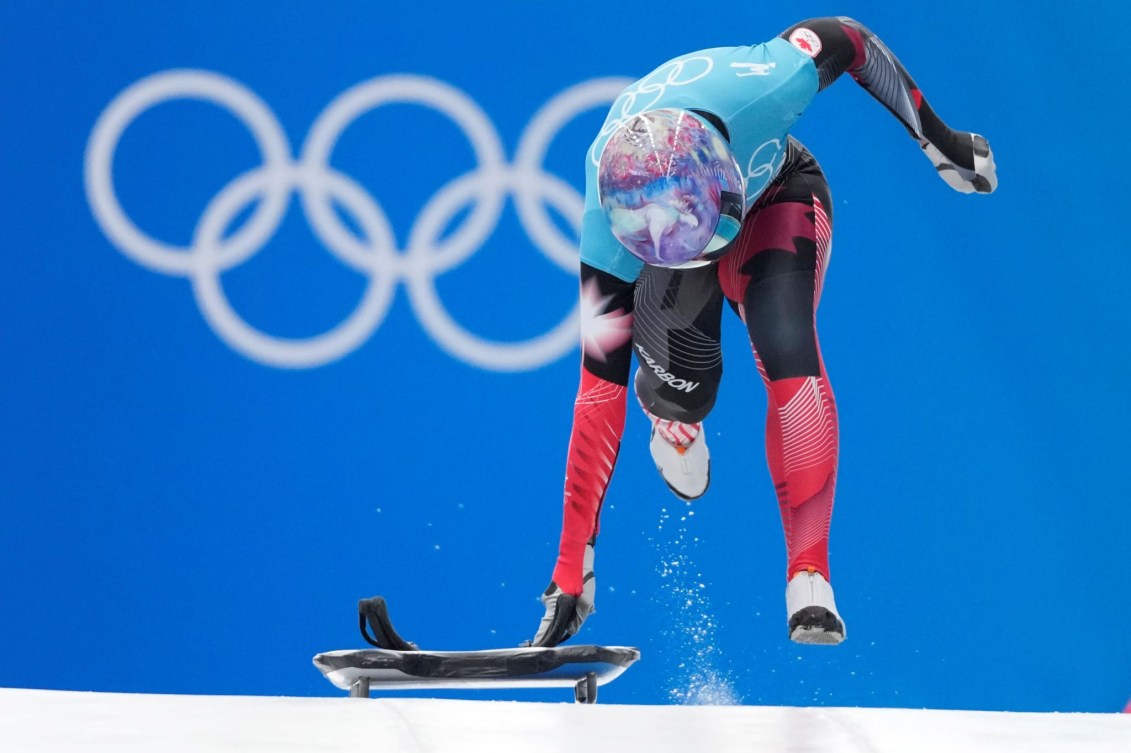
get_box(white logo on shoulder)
[788,28,822,58]
[730,62,776,77]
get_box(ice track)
[0,688,1126,753]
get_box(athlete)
[529,17,997,647]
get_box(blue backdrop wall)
[3,1,1129,712]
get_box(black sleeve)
[780,17,979,172]
[578,262,635,386]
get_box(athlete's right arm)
[553,262,635,593]
[530,262,635,646]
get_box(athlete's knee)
[747,305,821,379]
[743,271,820,379]
[753,324,821,380]
[634,365,719,424]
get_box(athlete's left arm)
[781,16,997,194]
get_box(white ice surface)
[0,687,1127,753]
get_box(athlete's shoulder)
[646,39,808,71]
[666,40,817,97]
[729,37,816,70]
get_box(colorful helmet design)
[598,109,745,267]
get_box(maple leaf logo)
[579,277,634,362]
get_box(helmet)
[598,108,745,267]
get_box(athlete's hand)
[920,132,997,194]
[528,544,596,647]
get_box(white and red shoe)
[644,410,710,501]
[786,569,846,645]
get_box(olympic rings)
[84,69,630,370]
[588,56,714,168]
[745,138,787,203]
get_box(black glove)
[529,543,596,647]
[921,131,997,194]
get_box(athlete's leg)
[718,141,844,642]
[633,263,724,499]
[718,140,839,583]
[633,263,724,422]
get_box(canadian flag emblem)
[788,28,822,58]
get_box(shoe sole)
[790,626,845,645]
[788,606,845,645]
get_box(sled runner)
[312,596,640,704]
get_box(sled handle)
[358,596,419,651]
